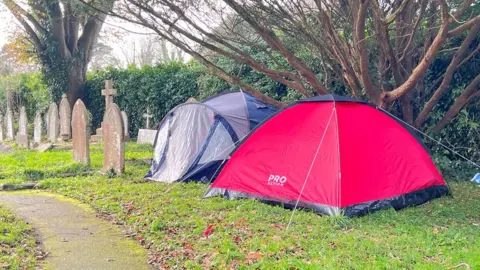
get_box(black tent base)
[205,184,449,217]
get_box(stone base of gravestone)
[91,127,103,142]
[136,129,157,145]
[0,144,14,154]
[30,142,39,149]
[15,134,29,148]
[36,143,53,152]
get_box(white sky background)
[0,3,191,67]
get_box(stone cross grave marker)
[103,103,124,175]
[59,94,71,141]
[0,113,3,142]
[102,80,117,110]
[5,108,14,140]
[16,106,29,147]
[47,103,59,143]
[121,111,130,141]
[143,107,153,129]
[34,112,42,144]
[91,80,117,142]
[72,99,90,164]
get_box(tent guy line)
[380,108,480,169]
[286,108,336,231]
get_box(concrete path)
[0,192,150,270]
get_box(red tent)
[205,95,448,217]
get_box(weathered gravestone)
[72,99,90,164]
[137,107,157,145]
[91,80,117,142]
[121,111,130,142]
[0,113,3,142]
[5,108,14,140]
[103,103,124,175]
[34,112,43,144]
[136,129,157,145]
[45,113,49,138]
[59,94,71,141]
[15,106,29,147]
[47,103,59,143]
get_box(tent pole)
[333,100,343,216]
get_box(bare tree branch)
[385,0,411,25]
[415,21,480,127]
[382,0,451,105]
[3,0,43,53]
[433,73,480,132]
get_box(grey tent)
[145,91,277,183]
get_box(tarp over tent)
[205,95,449,217]
[145,91,277,183]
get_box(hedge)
[84,62,201,137]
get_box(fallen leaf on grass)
[232,218,247,228]
[203,225,214,238]
[183,242,195,259]
[246,251,264,261]
[269,223,284,230]
[229,259,239,270]
[234,235,241,244]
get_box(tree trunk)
[66,61,88,108]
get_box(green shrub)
[84,62,200,137]
[0,72,50,119]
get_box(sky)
[0,5,12,47]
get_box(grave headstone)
[15,106,29,147]
[121,111,130,142]
[34,112,43,144]
[72,99,90,165]
[136,129,157,145]
[6,88,13,109]
[103,103,124,175]
[91,80,117,142]
[59,94,71,141]
[47,103,59,143]
[45,113,49,138]
[137,107,156,145]
[5,108,14,140]
[0,113,3,142]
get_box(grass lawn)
[0,143,479,268]
[0,206,39,269]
